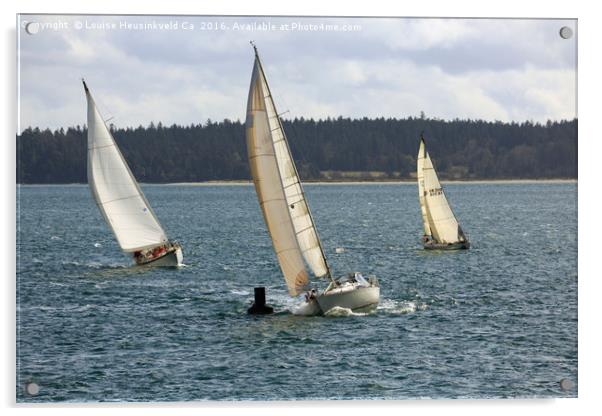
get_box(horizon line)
[17,115,578,134]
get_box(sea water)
[16,182,577,401]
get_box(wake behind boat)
[417,135,470,250]
[83,80,183,267]
[245,43,379,315]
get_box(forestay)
[245,50,329,296]
[85,82,168,252]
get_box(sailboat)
[245,43,379,315]
[83,80,183,266]
[417,134,470,250]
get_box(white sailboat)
[83,80,183,266]
[245,43,379,315]
[417,135,470,250]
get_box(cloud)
[17,15,577,131]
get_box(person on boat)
[305,289,317,302]
[151,245,166,259]
[355,273,370,287]
[133,250,147,265]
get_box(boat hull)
[424,241,470,250]
[136,247,183,267]
[316,285,380,314]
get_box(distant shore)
[18,178,577,186]
[162,178,578,185]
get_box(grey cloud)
[18,15,577,131]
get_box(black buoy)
[247,287,274,315]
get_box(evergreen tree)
[16,117,577,183]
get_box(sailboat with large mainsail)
[417,134,470,250]
[245,43,379,315]
[83,80,183,266]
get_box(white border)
[4,1,599,415]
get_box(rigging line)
[282,115,316,181]
[268,75,314,178]
[95,93,116,127]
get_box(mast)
[251,43,334,283]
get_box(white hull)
[136,247,182,267]
[316,284,380,314]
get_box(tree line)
[16,116,577,183]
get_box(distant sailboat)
[417,134,470,250]
[83,80,183,266]
[245,43,379,314]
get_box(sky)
[17,15,577,132]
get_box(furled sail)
[245,47,330,296]
[418,137,464,244]
[84,81,168,252]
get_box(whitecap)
[378,298,424,314]
[230,289,250,296]
[324,306,370,317]
[291,300,321,316]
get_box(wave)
[291,301,321,316]
[378,298,428,314]
[324,306,373,317]
[61,260,128,270]
[23,303,95,313]
[230,289,250,296]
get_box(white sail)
[419,138,463,243]
[417,139,432,236]
[246,50,329,297]
[85,82,168,252]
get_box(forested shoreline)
[17,117,577,183]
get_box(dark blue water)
[16,182,577,401]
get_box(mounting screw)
[559,26,573,39]
[559,378,573,391]
[24,382,39,396]
[25,22,40,35]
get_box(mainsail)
[84,81,168,253]
[245,46,330,296]
[417,136,464,244]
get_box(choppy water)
[16,182,577,401]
